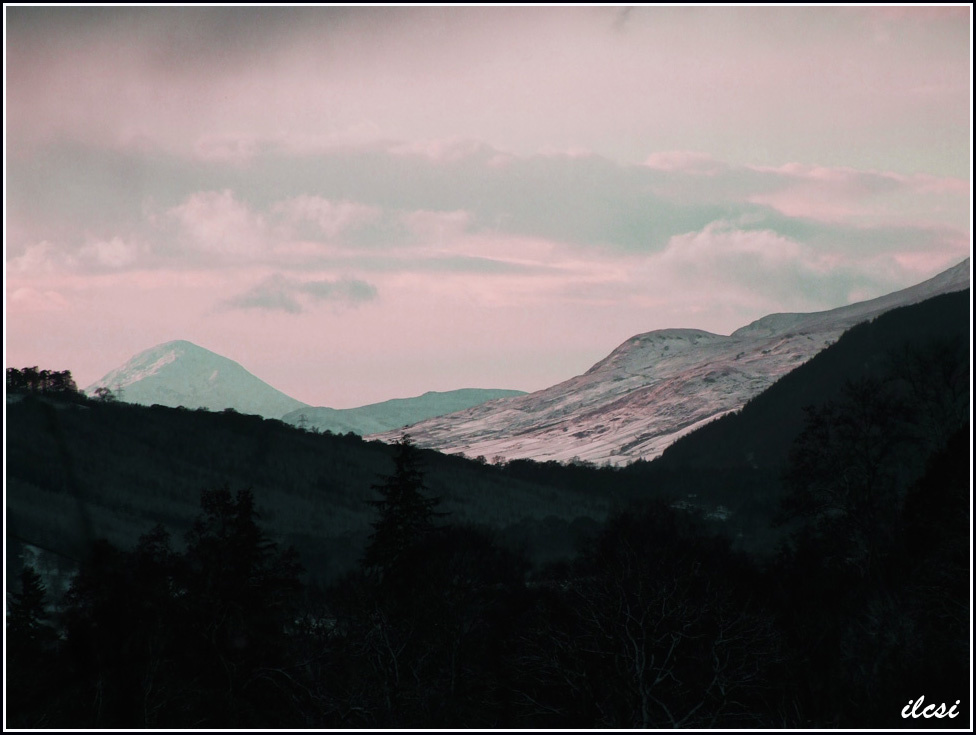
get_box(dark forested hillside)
[621,289,971,547]
[6,291,969,581]
[5,395,643,585]
[658,289,969,470]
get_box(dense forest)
[5,290,971,728]
[6,386,646,585]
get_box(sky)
[4,6,972,408]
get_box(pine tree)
[7,565,50,646]
[363,435,441,573]
[180,487,304,726]
[184,487,303,645]
[7,565,59,728]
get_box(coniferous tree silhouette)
[6,565,61,728]
[7,565,50,644]
[779,377,907,576]
[363,435,441,574]
[181,487,304,725]
[44,490,305,728]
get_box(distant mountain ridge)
[87,260,970,458]
[372,259,970,465]
[86,340,310,419]
[282,389,526,436]
[87,341,525,432]
[657,288,970,473]
[731,258,971,339]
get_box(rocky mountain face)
[372,260,970,466]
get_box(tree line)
[6,367,81,396]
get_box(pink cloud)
[746,163,970,226]
[644,151,726,175]
[8,241,64,275]
[169,190,267,258]
[8,287,69,312]
[910,175,970,196]
[222,272,377,314]
[635,220,858,319]
[272,196,382,239]
[401,209,473,243]
[192,134,261,163]
[890,250,971,281]
[78,237,144,269]
[661,221,808,270]
[537,146,596,159]
[387,138,492,163]
[8,236,144,275]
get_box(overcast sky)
[5,6,971,408]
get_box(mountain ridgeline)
[376,259,969,465]
[8,286,969,575]
[658,289,970,471]
[86,340,310,418]
[83,260,968,461]
[86,340,525,436]
[625,288,971,549]
[281,388,526,436]
[6,283,970,729]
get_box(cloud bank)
[5,7,970,406]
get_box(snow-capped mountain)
[86,340,309,418]
[372,259,970,466]
[281,389,526,436]
[88,341,526,430]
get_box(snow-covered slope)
[86,340,309,418]
[281,388,526,436]
[372,260,970,466]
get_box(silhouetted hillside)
[657,289,969,471]
[5,398,640,584]
[609,290,970,550]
